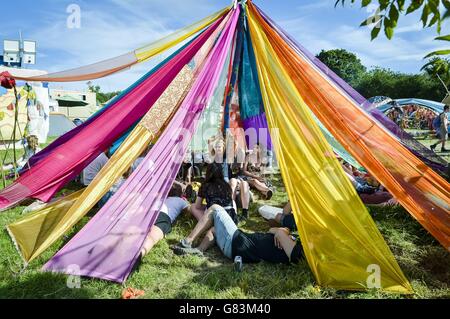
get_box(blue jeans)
[98,191,114,208]
[212,206,238,259]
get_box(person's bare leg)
[230,178,238,200]
[249,179,270,195]
[197,228,215,252]
[188,206,205,222]
[240,181,250,210]
[268,219,281,228]
[274,213,283,224]
[141,226,165,257]
[185,208,215,245]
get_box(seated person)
[189,163,238,253]
[3,135,41,172]
[139,183,193,259]
[173,204,304,266]
[342,162,396,206]
[258,202,297,232]
[216,137,251,220]
[131,144,153,172]
[82,151,109,186]
[241,144,273,200]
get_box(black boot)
[239,209,249,221]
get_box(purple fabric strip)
[43,8,240,283]
[242,113,273,150]
[255,5,448,175]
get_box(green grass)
[405,129,450,161]
[0,135,448,299]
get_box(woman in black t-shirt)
[188,163,238,253]
[193,163,238,222]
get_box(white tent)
[48,113,76,137]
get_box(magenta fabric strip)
[0,18,225,212]
[43,8,240,283]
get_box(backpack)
[433,114,442,130]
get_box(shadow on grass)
[170,255,318,299]
[0,271,94,299]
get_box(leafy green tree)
[316,49,367,86]
[421,57,450,87]
[336,0,449,40]
[87,82,121,105]
[355,67,446,100]
[336,0,450,63]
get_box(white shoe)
[22,200,47,214]
[258,206,283,220]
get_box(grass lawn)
[0,134,449,299]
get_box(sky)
[1,0,448,92]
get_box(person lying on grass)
[172,204,304,265]
[139,183,193,259]
[258,202,297,232]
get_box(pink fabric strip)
[0,17,225,211]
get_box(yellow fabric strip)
[135,6,230,62]
[7,190,85,263]
[247,6,412,293]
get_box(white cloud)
[15,0,450,91]
[278,8,449,74]
[26,0,227,91]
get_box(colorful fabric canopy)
[43,8,240,283]
[254,5,449,177]
[247,4,412,293]
[248,3,449,250]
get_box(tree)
[355,67,446,101]
[335,0,450,61]
[421,57,450,88]
[87,82,121,105]
[316,49,367,86]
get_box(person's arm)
[269,228,296,260]
[191,197,206,220]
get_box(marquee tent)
[378,98,447,115]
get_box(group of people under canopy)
[70,131,400,272]
[385,102,450,154]
[387,104,439,131]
